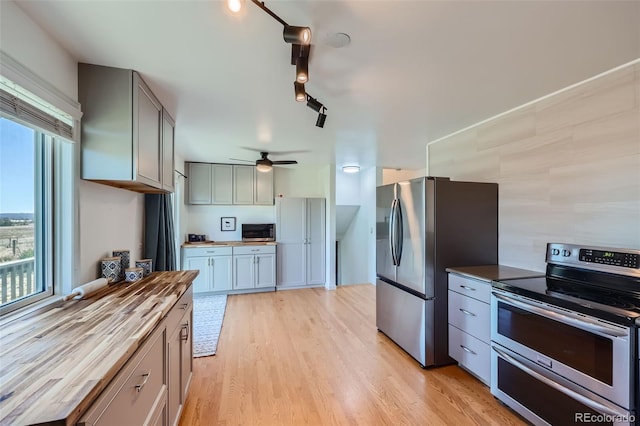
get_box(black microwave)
[242,223,275,242]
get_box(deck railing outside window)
[0,257,36,304]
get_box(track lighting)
[316,107,327,128]
[283,25,311,45]
[226,0,245,14]
[306,95,322,112]
[294,82,306,102]
[296,56,309,83]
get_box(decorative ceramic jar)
[135,259,153,277]
[112,249,130,282]
[101,256,121,283]
[125,267,144,282]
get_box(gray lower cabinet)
[185,162,273,205]
[447,273,491,385]
[78,286,193,426]
[78,63,174,193]
[232,246,276,290]
[181,245,275,294]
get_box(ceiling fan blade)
[272,160,298,165]
[240,147,309,156]
[229,158,255,163]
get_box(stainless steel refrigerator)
[376,177,497,367]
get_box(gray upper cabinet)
[78,63,174,193]
[185,162,273,205]
[161,109,175,192]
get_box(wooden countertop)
[445,265,544,282]
[182,241,277,247]
[0,270,198,426]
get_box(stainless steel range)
[491,243,639,426]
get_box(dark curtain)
[144,193,176,271]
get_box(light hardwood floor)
[179,284,525,426]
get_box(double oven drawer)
[491,289,635,425]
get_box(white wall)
[382,168,426,185]
[2,1,146,285]
[429,61,640,271]
[184,205,275,242]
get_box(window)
[0,53,80,315]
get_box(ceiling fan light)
[342,165,360,173]
[284,25,311,45]
[294,82,306,102]
[256,163,272,173]
[296,56,308,83]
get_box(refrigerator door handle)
[389,199,397,265]
[395,199,403,265]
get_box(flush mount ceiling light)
[342,165,360,173]
[294,82,306,102]
[256,162,273,173]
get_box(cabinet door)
[306,198,326,285]
[187,163,212,204]
[211,255,232,291]
[254,168,274,205]
[167,326,182,426]
[135,74,162,187]
[276,198,306,287]
[184,256,211,293]
[233,255,254,289]
[161,109,175,192]
[255,253,275,288]
[180,307,193,404]
[233,165,254,205]
[211,164,233,205]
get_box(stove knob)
[551,248,560,256]
[562,249,571,257]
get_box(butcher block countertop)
[445,264,544,282]
[0,270,198,426]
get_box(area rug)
[193,294,227,358]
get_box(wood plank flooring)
[179,284,525,426]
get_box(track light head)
[306,95,322,112]
[316,107,327,128]
[296,56,308,83]
[294,82,306,102]
[284,25,311,45]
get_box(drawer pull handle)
[180,303,188,310]
[460,345,477,355]
[181,322,190,341]
[135,372,151,392]
[459,308,476,317]
[460,285,476,291]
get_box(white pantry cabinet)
[276,198,325,288]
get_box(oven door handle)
[492,345,630,418]
[492,292,628,338]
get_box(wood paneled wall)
[429,61,640,271]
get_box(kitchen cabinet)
[232,245,276,290]
[161,109,175,193]
[447,273,491,385]
[166,287,192,426]
[185,162,273,205]
[181,246,233,293]
[276,197,325,288]
[78,63,173,193]
[79,284,193,426]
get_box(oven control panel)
[546,243,640,276]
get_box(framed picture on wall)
[221,217,236,231]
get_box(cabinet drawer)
[165,285,193,334]
[448,273,491,303]
[233,245,276,255]
[448,324,490,386]
[79,327,166,425]
[183,246,232,257]
[448,290,490,343]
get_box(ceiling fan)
[230,151,298,172]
